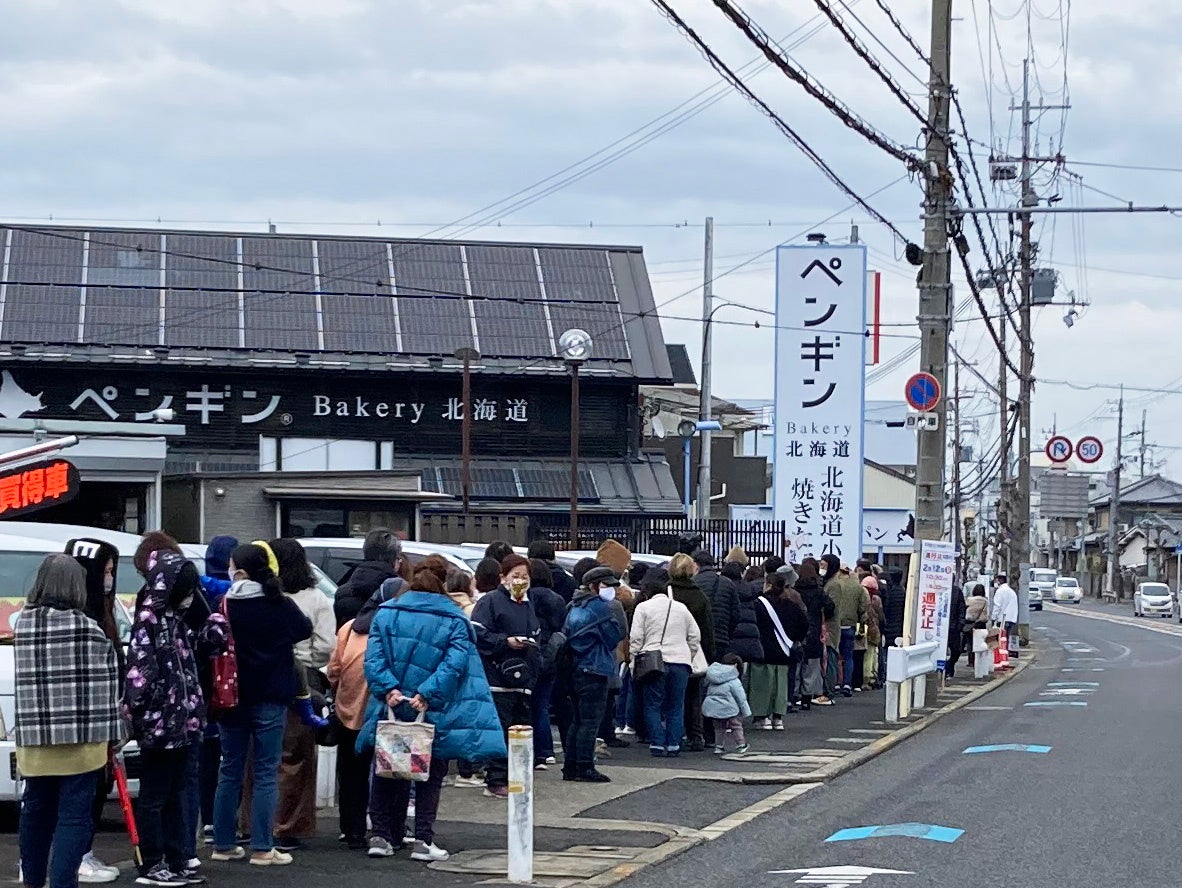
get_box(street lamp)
[454,347,481,515]
[559,329,593,549]
[678,419,722,516]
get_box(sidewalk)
[0,659,1028,887]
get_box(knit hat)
[776,564,799,588]
[204,535,238,581]
[725,545,749,567]
[596,539,632,576]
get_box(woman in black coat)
[794,560,834,707]
[728,564,765,664]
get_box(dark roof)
[1090,474,1182,508]
[665,344,697,386]
[0,224,673,382]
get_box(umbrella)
[111,752,142,868]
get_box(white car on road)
[1135,581,1174,618]
[1051,576,1083,604]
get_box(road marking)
[963,743,1052,754]
[849,729,894,735]
[1024,701,1087,707]
[964,705,1012,711]
[1061,668,1104,673]
[768,865,913,886]
[1067,657,1105,662]
[826,737,875,744]
[1047,681,1100,687]
[1039,688,1092,696]
[825,823,964,843]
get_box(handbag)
[633,596,673,684]
[314,689,340,748]
[374,708,435,782]
[497,655,536,689]
[690,645,708,678]
[209,598,239,715]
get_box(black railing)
[529,515,788,562]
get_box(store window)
[281,502,413,540]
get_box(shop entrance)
[7,481,148,533]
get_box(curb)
[738,652,1035,786]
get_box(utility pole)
[1106,386,1124,600]
[902,0,952,717]
[697,216,714,521]
[1140,409,1148,479]
[952,359,962,575]
[997,315,1010,579]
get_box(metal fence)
[529,515,789,561]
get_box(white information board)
[915,538,956,669]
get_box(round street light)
[558,328,593,363]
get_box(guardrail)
[884,640,939,722]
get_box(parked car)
[1051,576,1083,604]
[300,538,473,584]
[553,550,669,574]
[1135,581,1173,617]
[1028,568,1057,610]
[1028,586,1044,611]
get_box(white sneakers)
[79,853,120,884]
[453,775,484,788]
[410,841,449,862]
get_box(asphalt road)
[622,607,1182,888]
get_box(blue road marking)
[963,744,1052,754]
[825,823,964,843]
[1024,701,1087,707]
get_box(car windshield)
[1056,578,1078,587]
[1141,584,1170,596]
[1032,571,1056,583]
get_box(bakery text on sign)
[0,460,80,517]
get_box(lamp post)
[559,329,593,549]
[677,419,722,515]
[454,347,481,515]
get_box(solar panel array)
[0,228,636,365]
[422,465,599,500]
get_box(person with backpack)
[560,567,626,783]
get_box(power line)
[1068,160,1182,174]
[646,0,917,245]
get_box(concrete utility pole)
[903,0,952,706]
[952,359,962,574]
[697,216,714,521]
[1140,409,1148,479]
[1107,386,1124,599]
[997,315,1010,579]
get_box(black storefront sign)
[0,367,631,458]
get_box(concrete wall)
[164,477,278,544]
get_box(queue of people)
[14,527,920,888]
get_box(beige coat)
[629,593,701,667]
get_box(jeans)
[564,672,609,775]
[138,747,191,873]
[336,726,373,842]
[486,692,532,788]
[615,670,633,729]
[531,670,556,762]
[214,702,286,852]
[369,754,448,845]
[20,768,102,888]
[825,647,839,695]
[878,642,889,685]
[839,627,857,689]
[642,664,691,751]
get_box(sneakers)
[368,837,396,858]
[574,769,612,783]
[80,854,120,884]
[534,762,548,771]
[410,841,450,862]
[712,745,725,755]
[841,685,853,698]
[249,850,292,867]
[293,695,329,729]
[135,865,188,886]
[618,725,637,736]
[454,775,484,788]
[483,785,509,799]
[735,743,750,753]
[649,747,666,757]
[544,756,557,764]
[758,718,774,731]
[210,847,246,862]
[772,718,785,731]
[185,859,201,871]
[813,696,835,706]
[202,826,214,846]
[176,868,206,885]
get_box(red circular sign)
[1045,435,1073,463]
[1076,435,1104,464]
[904,372,941,412]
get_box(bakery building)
[0,224,681,542]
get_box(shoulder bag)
[633,595,673,684]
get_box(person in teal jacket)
[359,562,505,862]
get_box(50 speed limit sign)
[1076,436,1103,464]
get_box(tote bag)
[374,709,435,782]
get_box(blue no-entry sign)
[904,372,941,412]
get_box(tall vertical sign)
[774,245,867,564]
[915,538,956,670]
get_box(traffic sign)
[1076,436,1103,464]
[904,372,941,412]
[1045,435,1073,463]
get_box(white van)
[300,538,473,585]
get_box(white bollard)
[885,680,900,722]
[507,725,534,884]
[912,674,926,709]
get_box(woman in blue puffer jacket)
[359,560,506,863]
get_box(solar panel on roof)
[242,238,315,292]
[394,243,473,354]
[466,245,551,358]
[243,292,318,351]
[317,240,399,352]
[84,231,161,345]
[317,240,388,295]
[165,234,239,348]
[2,230,83,342]
[436,466,520,499]
[517,467,598,500]
[537,248,617,303]
[546,304,631,361]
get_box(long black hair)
[269,538,316,595]
[231,543,283,599]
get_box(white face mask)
[598,587,617,602]
[103,577,114,594]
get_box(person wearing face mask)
[124,551,228,886]
[560,567,626,783]
[469,553,541,799]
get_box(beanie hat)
[204,535,238,581]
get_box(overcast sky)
[0,0,1178,478]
